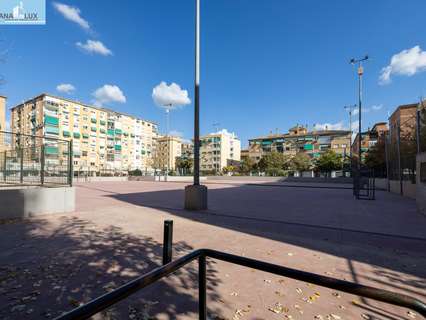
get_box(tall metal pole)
[193,0,200,186]
[357,62,363,173]
[344,105,356,160]
[350,55,368,198]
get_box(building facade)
[154,135,182,171]
[0,96,6,151]
[351,122,388,161]
[248,125,351,162]
[200,130,241,172]
[11,94,158,173]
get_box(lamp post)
[344,104,357,160]
[184,0,208,210]
[350,55,368,195]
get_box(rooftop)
[11,93,157,125]
[249,129,351,141]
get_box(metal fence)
[386,110,418,184]
[0,131,72,187]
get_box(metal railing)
[55,221,426,320]
[0,131,72,187]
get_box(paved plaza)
[0,180,425,319]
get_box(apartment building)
[200,129,241,172]
[0,96,6,151]
[351,122,388,160]
[154,135,182,171]
[11,93,158,173]
[389,103,418,141]
[181,141,193,159]
[248,125,351,162]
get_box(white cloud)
[152,82,191,108]
[76,40,112,56]
[313,122,346,131]
[92,85,126,106]
[169,130,183,138]
[379,46,426,84]
[56,83,75,94]
[53,2,90,30]
[371,104,383,111]
[352,104,383,115]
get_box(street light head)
[350,58,355,65]
[364,54,369,60]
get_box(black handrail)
[55,248,426,320]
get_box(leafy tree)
[258,152,292,176]
[128,169,142,176]
[175,156,193,175]
[222,165,235,174]
[258,152,290,172]
[290,152,312,172]
[314,150,342,174]
[364,140,386,176]
[239,157,255,174]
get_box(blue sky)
[1,0,426,147]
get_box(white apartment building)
[200,129,241,172]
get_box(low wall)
[206,176,283,182]
[74,176,128,183]
[388,180,417,199]
[417,153,426,214]
[0,186,75,219]
[163,176,207,183]
[375,178,388,190]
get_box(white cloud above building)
[56,83,75,94]
[152,82,191,108]
[379,46,426,84]
[92,85,126,106]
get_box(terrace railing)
[55,221,426,320]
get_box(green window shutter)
[115,129,122,135]
[100,120,106,125]
[45,146,59,155]
[45,125,59,135]
[73,132,81,138]
[91,127,97,132]
[82,133,89,139]
[91,118,97,123]
[107,129,114,136]
[44,115,59,126]
[304,144,313,150]
[141,150,146,155]
[123,132,129,137]
[114,145,122,151]
[62,130,71,137]
[100,128,106,134]
[130,133,135,138]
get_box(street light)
[184,0,208,210]
[349,55,369,196]
[344,104,357,160]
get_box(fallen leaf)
[407,311,416,319]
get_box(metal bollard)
[162,220,173,265]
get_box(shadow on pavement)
[104,183,426,316]
[0,216,224,319]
